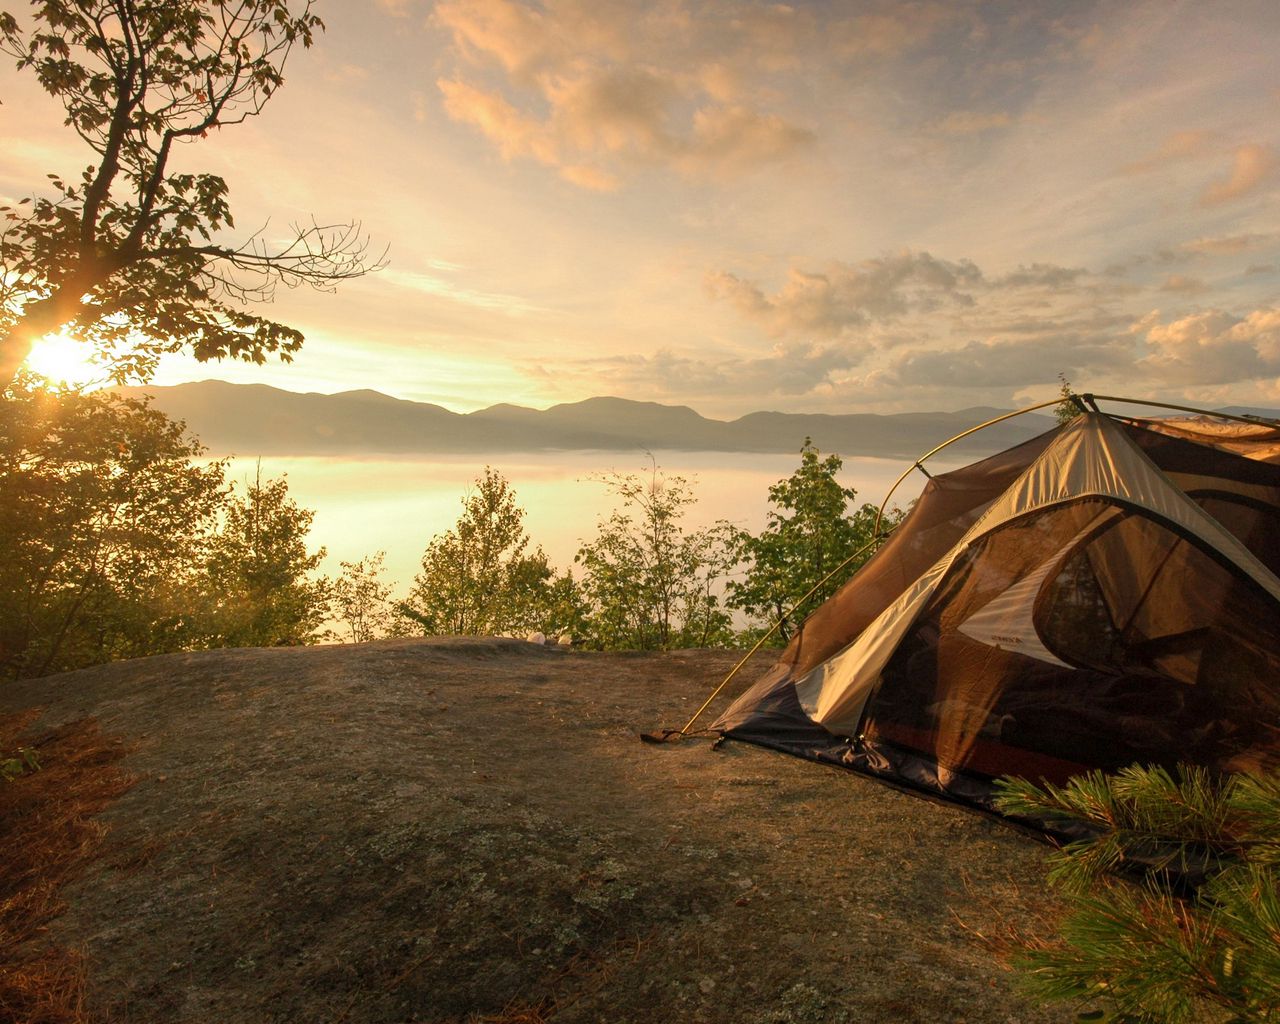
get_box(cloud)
[707,252,983,338]
[437,77,558,165]
[438,58,814,188]
[1137,308,1280,384]
[1159,273,1206,294]
[433,0,957,188]
[992,263,1087,289]
[534,340,871,400]
[435,0,576,78]
[1176,231,1280,256]
[1120,130,1214,175]
[381,266,545,315]
[547,66,677,155]
[679,105,815,175]
[878,334,1133,389]
[710,255,1102,340]
[324,63,371,84]
[1109,232,1280,277]
[558,163,621,192]
[1201,143,1280,206]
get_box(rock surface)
[2,637,1068,1023]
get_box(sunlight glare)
[23,333,106,389]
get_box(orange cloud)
[1177,232,1280,256]
[437,77,558,165]
[558,164,620,192]
[1159,274,1206,294]
[435,0,575,79]
[1138,308,1280,383]
[1201,143,1280,206]
[1120,129,1213,175]
[430,0,929,188]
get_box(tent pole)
[873,394,1277,537]
[1084,394,1280,427]
[675,534,886,737]
[673,388,1278,741]
[872,396,1068,537]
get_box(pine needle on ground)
[0,711,136,1024]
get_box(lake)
[216,449,955,598]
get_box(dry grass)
[469,998,555,1024]
[468,931,656,1024]
[947,866,1063,964]
[0,710,135,1024]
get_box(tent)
[710,403,1280,817]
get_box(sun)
[23,333,107,389]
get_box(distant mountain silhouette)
[115,380,1064,458]
[1219,405,1280,420]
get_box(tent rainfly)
[711,407,1280,817]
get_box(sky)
[4,0,1280,417]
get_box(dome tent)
[710,404,1280,817]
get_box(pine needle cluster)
[994,765,1280,1023]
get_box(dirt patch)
[1,638,1070,1022]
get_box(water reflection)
[215,449,950,597]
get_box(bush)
[994,764,1280,1024]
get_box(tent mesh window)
[711,413,1280,825]
[782,430,1058,681]
[861,499,1280,787]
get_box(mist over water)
[217,449,954,600]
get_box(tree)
[995,765,1280,1024]
[1056,373,1082,425]
[0,373,225,676]
[727,439,902,642]
[329,551,404,644]
[575,462,738,651]
[201,466,329,647]
[0,0,381,386]
[400,468,569,637]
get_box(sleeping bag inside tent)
[712,410,1280,814]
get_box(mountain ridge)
[112,379,1061,458]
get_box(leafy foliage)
[574,462,738,650]
[201,467,330,648]
[330,551,405,644]
[401,468,578,638]
[727,438,902,643]
[0,745,38,783]
[1056,373,1082,426]
[0,0,380,386]
[0,373,226,677]
[994,765,1280,1024]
